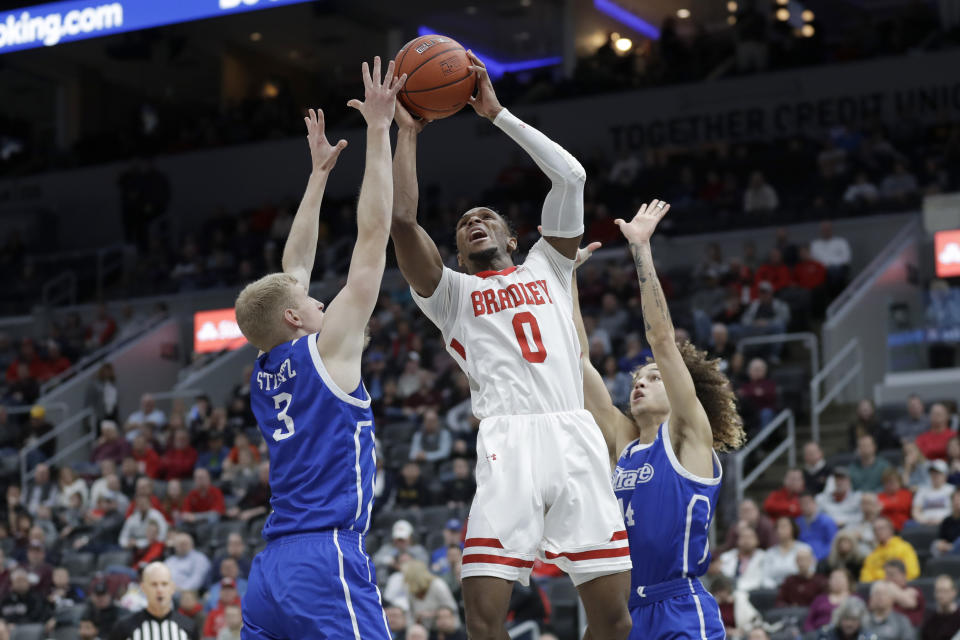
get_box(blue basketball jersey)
[250,333,376,541]
[613,422,722,594]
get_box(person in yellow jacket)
[860,516,920,582]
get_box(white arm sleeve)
[492,108,585,238]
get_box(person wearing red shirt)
[160,429,197,480]
[182,468,225,525]
[5,339,45,384]
[764,468,805,519]
[131,435,161,479]
[792,246,827,291]
[131,520,166,570]
[227,433,260,465]
[878,468,913,531]
[203,577,241,639]
[124,478,172,523]
[916,403,958,461]
[39,342,71,382]
[754,248,793,292]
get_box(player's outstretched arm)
[467,51,584,259]
[281,108,348,290]
[571,244,633,467]
[390,103,444,297]
[318,58,406,390]
[615,200,715,475]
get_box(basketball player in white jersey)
[390,52,632,640]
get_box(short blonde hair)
[402,560,434,597]
[235,273,300,351]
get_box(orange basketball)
[395,35,476,120]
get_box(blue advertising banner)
[0,0,312,54]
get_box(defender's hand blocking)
[304,108,347,174]
[615,199,671,245]
[466,50,503,120]
[394,102,429,134]
[347,57,406,128]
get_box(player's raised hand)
[614,199,671,245]
[304,108,348,175]
[575,241,602,269]
[347,57,406,129]
[466,50,503,121]
[394,102,429,134]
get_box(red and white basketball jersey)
[411,238,583,418]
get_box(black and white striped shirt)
[109,609,199,640]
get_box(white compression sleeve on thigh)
[492,108,585,238]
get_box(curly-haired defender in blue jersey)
[573,199,747,640]
[234,58,407,640]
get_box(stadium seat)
[214,520,247,543]
[382,421,418,445]
[11,624,45,640]
[926,555,960,577]
[909,577,938,605]
[247,515,268,541]
[96,549,133,571]
[877,405,907,424]
[388,444,412,469]
[425,531,445,552]
[421,505,456,532]
[52,629,80,640]
[61,551,96,578]
[901,525,939,552]
[749,587,778,613]
[856,582,872,601]
[878,450,903,467]
[826,452,856,468]
[764,606,809,627]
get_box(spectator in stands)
[91,421,130,465]
[161,429,198,480]
[23,406,54,461]
[803,568,856,632]
[797,491,838,561]
[740,285,791,362]
[820,597,869,640]
[743,171,779,212]
[24,463,58,515]
[762,517,812,586]
[23,540,53,596]
[409,409,452,464]
[947,437,960,486]
[203,577,240,639]
[216,604,242,640]
[847,493,881,557]
[127,393,166,429]
[860,517,920,582]
[709,575,761,639]
[738,357,779,432]
[40,341,70,383]
[809,221,851,294]
[917,403,957,461]
[182,468,225,526]
[849,399,898,451]
[764,468,804,520]
[224,461,270,523]
[119,456,139,497]
[167,532,211,593]
[407,624,429,640]
[86,363,119,423]
[0,567,50,624]
[161,479,185,524]
[597,293,629,337]
[818,467,862,529]
[197,432,231,480]
[394,461,433,509]
[442,458,476,508]
[208,533,251,584]
[227,432,259,466]
[850,435,891,493]
[922,575,960,640]
[723,499,776,551]
[204,558,247,612]
[933,490,960,556]
[8,364,40,405]
[402,560,459,632]
[429,520,463,576]
[82,580,122,633]
[433,605,465,640]
[881,161,919,202]
[131,520,165,570]
[776,546,826,607]
[5,339,44,384]
[0,549,9,601]
[883,558,925,627]
[901,440,931,490]
[843,172,880,206]
[373,520,429,577]
[70,490,125,554]
[894,394,928,442]
[864,580,916,640]
[803,441,832,494]
[878,468,913,532]
[126,477,166,522]
[54,466,88,511]
[708,324,737,375]
[754,249,793,292]
[911,460,955,526]
[177,590,205,631]
[119,494,168,551]
[718,523,771,591]
[131,435,161,479]
[384,602,408,639]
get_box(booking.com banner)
[0,0,312,54]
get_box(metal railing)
[41,271,77,307]
[809,338,864,444]
[20,408,94,487]
[5,402,69,424]
[737,332,820,379]
[733,409,796,505]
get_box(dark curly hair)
[633,339,746,452]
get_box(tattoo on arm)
[630,242,673,336]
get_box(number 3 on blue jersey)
[618,498,635,527]
[272,392,295,441]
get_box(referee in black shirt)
[110,562,199,640]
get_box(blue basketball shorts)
[242,529,390,640]
[628,578,726,640]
